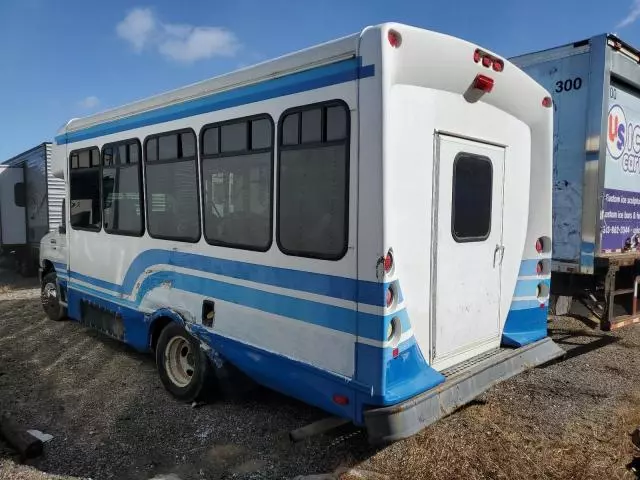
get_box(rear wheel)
[41,271,66,321]
[156,322,215,402]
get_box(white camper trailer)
[40,23,562,443]
[2,143,65,274]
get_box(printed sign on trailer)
[602,83,640,252]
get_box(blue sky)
[1,0,639,160]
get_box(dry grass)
[348,393,640,480]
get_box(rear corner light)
[492,60,504,72]
[473,74,494,93]
[536,282,549,300]
[385,285,395,308]
[535,236,550,254]
[542,96,553,108]
[383,250,394,274]
[332,394,349,405]
[387,316,401,347]
[388,30,402,48]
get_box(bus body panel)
[44,23,560,440]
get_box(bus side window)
[200,115,273,251]
[277,101,350,260]
[144,129,200,242]
[101,139,145,236]
[69,147,101,231]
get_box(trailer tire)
[41,272,66,321]
[550,295,573,316]
[156,323,215,402]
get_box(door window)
[451,153,493,242]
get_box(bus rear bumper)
[363,336,564,444]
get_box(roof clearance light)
[473,49,481,63]
[493,60,504,72]
[473,74,494,93]
[388,30,402,48]
[542,96,553,108]
[482,56,492,68]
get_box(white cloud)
[116,8,240,63]
[617,0,640,28]
[116,8,156,52]
[78,96,100,109]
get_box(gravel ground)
[1,266,639,479]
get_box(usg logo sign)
[607,104,627,160]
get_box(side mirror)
[58,224,66,235]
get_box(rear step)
[363,337,565,444]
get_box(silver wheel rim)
[165,335,195,388]
[41,282,58,311]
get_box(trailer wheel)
[41,272,66,321]
[550,295,573,316]
[156,322,215,402]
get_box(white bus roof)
[58,30,362,137]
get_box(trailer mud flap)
[363,337,564,444]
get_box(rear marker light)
[386,285,394,308]
[383,251,394,273]
[535,238,544,254]
[392,348,399,358]
[473,74,494,93]
[388,30,402,48]
[332,394,349,405]
[536,261,544,275]
[474,50,505,73]
[542,96,553,108]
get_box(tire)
[41,271,67,321]
[550,295,573,316]
[155,322,215,402]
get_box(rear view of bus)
[43,22,562,445]
[356,25,563,442]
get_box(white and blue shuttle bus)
[40,23,563,443]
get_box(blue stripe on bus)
[52,261,67,273]
[68,249,391,306]
[502,307,548,347]
[513,278,550,298]
[68,271,403,342]
[55,58,375,145]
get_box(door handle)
[493,244,505,268]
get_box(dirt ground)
[1,268,640,480]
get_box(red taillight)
[386,286,394,307]
[332,394,349,405]
[473,74,494,93]
[388,30,402,48]
[383,251,394,273]
[535,238,544,253]
[475,49,504,73]
[542,96,553,108]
